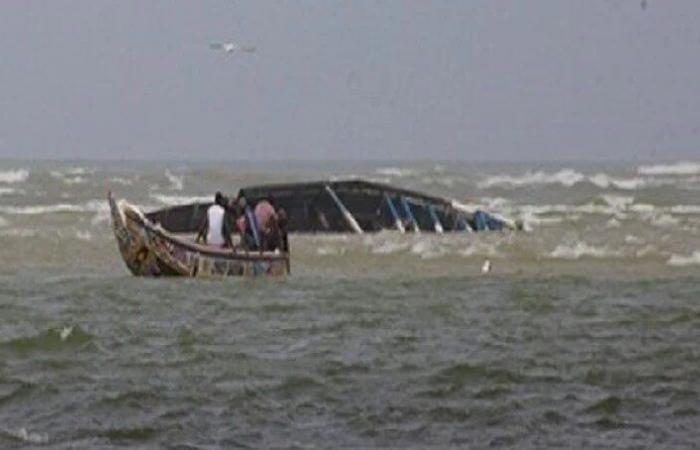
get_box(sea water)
[0,160,698,448]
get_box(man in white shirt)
[196,192,233,248]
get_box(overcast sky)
[0,1,698,161]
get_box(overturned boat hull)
[109,193,289,277]
[145,179,519,236]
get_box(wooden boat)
[108,192,290,277]
[143,179,521,236]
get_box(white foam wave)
[65,167,92,176]
[165,170,184,191]
[109,176,133,186]
[0,228,37,238]
[317,246,346,256]
[481,168,687,190]
[670,205,700,215]
[370,239,410,255]
[589,174,648,190]
[460,241,500,257]
[635,245,658,258]
[606,217,622,228]
[410,240,445,259]
[3,427,48,444]
[625,234,643,244]
[50,169,89,185]
[75,230,93,241]
[91,209,111,226]
[479,169,585,188]
[0,169,29,184]
[599,194,635,209]
[650,214,680,227]
[0,187,14,196]
[0,199,108,215]
[549,241,623,260]
[151,194,211,206]
[375,167,417,177]
[668,251,700,267]
[63,176,86,185]
[638,161,700,176]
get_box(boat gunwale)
[117,197,289,263]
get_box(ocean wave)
[588,173,648,190]
[0,169,29,184]
[165,170,184,191]
[479,169,585,188]
[549,241,623,260]
[110,176,133,186]
[375,167,417,177]
[370,239,410,255]
[410,240,446,259]
[150,194,211,206]
[0,199,108,215]
[0,228,37,238]
[598,194,635,209]
[480,169,688,190]
[0,187,14,196]
[638,161,700,176]
[75,230,93,241]
[0,216,7,227]
[49,168,94,185]
[670,205,700,215]
[65,167,92,176]
[0,427,48,444]
[606,217,622,228]
[667,251,700,267]
[460,240,501,257]
[317,246,346,256]
[649,214,680,227]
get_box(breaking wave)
[109,176,133,186]
[588,174,649,190]
[150,194,211,206]
[50,170,87,185]
[0,427,48,445]
[0,200,107,215]
[165,170,184,191]
[549,242,623,260]
[479,169,585,188]
[667,251,700,267]
[638,161,700,176]
[0,187,15,196]
[375,167,417,177]
[0,169,29,184]
[480,169,692,190]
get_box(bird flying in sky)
[209,42,256,54]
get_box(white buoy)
[481,259,491,274]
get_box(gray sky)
[0,1,699,161]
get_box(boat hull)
[109,193,289,278]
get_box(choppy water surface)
[0,160,699,448]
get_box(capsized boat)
[108,192,289,277]
[141,178,520,236]
[236,179,521,233]
[109,179,519,277]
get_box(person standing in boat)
[196,192,233,248]
[234,196,282,251]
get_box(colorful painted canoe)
[108,192,289,278]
